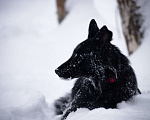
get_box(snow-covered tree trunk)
[56,0,67,23]
[117,0,144,55]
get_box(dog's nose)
[55,68,60,76]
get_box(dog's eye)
[74,53,78,57]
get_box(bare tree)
[117,0,144,55]
[56,0,67,23]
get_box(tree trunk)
[56,0,67,23]
[117,0,143,55]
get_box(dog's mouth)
[55,68,74,79]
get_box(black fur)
[54,19,140,120]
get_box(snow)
[0,0,150,120]
[64,93,150,120]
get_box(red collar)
[109,78,115,83]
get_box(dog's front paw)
[61,107,77,120]
[61,110,70,120]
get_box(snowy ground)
[0,0,150,120]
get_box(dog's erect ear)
[101,25,112,43]
[95,25,113,43]
[88,19,99,39]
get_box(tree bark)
[117,0,143,55]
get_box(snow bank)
[65,93,150,120]
[0,91,54,120]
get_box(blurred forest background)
[56,0,144,55]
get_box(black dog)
[54,19,141,120]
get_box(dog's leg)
[61,78,98,119]
[61,89,81,120]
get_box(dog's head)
[55,19,117,82]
